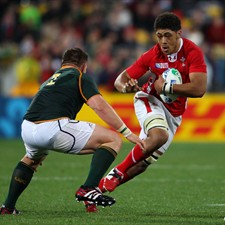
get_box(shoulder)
[182,38,203,54]
[141,44,162,63]
[57,68,80,81]
[182,38,206,72]
[182,38,205,62]
[81,73,96,83]
[144,44,161,56]
[80,73,99,90]
[79,73,100,101]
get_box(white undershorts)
[134,91,182,154]
[21,118,95,159]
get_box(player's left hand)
[154,75,165,95]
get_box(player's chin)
[162,49,170,55]
[161,46,171,55]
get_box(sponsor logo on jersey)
[155,63,168,69]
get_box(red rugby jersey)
[126,38,207,117]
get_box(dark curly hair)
[154,12,181,31]
[61,48,88,66]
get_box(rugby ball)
[160,68,182,103]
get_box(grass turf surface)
[0,139,224,225]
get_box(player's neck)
[61,63,80,70]
[174,38,182,54]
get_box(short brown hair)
[61,48,88,66]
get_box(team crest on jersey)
[167,53,177,62]
[155,63,168,69]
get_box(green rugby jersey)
[24,67,100,122]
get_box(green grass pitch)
[0,139,224,225]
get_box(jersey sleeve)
[187,45,207,73]
[79,74,101,102]
[126,50,152,79]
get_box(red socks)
[116,144,146,173]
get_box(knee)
[156,128,169,146]
[21,156,46,171]
[102,131,123,154]
[145,128,169,153]
[143,114,169,152]
[111,132,123,153]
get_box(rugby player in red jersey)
[99,12,207,193]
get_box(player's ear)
[81,63,87,73]
[177,30,182,38]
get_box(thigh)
[22,120,50,159]
[82,124,120,150]
[52,120,96,154]
[134,92,182,153]
[134,92,166,128]
[158,110,182,153]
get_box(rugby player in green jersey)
[0,48,144,214]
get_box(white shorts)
[134,91,182,154]
[21,118,95,159]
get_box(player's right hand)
[154,75,165,95]
[125,133,145,150]
[122,79,142,93]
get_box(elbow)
[192,82,207,98]
[198,86,207,97]
[93,100,109,114]
[198,90,206,98]
[93,103,107,113]
[114,79,120,91]
[193,88,206,98]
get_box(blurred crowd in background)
[0,0,224,97]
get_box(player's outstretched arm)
[87,94,144,148]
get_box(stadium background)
[0,0,224,142]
